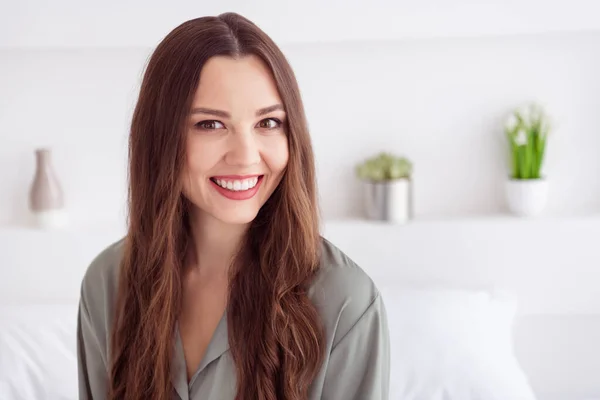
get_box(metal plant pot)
[363,178,413,224]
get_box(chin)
[213,208,260,226]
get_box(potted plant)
[504,103,552,217]
[355,152,413,223]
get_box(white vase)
[363,178,413,224]
[505,178,549,217]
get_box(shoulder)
[79,238,125,327]
[308,237,383,348]
[81,238,125,300]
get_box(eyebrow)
[190,104,285,118]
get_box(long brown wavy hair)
[109,12,324,400]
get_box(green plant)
[504,103,551,180]
[355,152,412,181]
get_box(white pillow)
[0,304,79,400]
[379,287,537,400]
[1,291,537,400]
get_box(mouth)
[209,175,264,200]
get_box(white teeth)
[214,177,259,191]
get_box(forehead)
[192,55,282,111]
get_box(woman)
[77,12,389,400]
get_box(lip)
[210,175,264,201]
[211,174,262,180]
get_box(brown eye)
[257,118,281,129]
[196,120,225,130]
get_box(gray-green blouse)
[77,237,390,399]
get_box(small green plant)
[504,103,552,180]
[356,152,412,182]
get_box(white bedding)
[0,288,537,400]
[0,305,79,400]
[380,287,537,400]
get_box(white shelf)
[321,215,600,316]
[0,223,125,235]
[325,213,600,225]
[2,213,598,234]
[1,214,599,313]
[2,0,600,48]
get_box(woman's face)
[182,55,289,226]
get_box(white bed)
[0,289,538,400]
[1,218,600,400]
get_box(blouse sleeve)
[77,286,109,400]
[321,293,391,399]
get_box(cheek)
[262,135,289,174]
[186,135,218,175]
[183,135,220,183]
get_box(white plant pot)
[505,178,549,217]
[363,178,413,224]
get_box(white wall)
[292,34,600,219]
[2,31,600,226]
[3,0,600,46]
[0,48,141,227]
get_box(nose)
[224,129,261,168]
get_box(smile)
[209,175,264,200]
[211,176,259,191]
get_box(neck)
[187,208,248,276]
